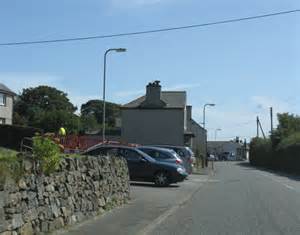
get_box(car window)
[119,149,141,161]
[86,147,108,156]
[176,149,185,158]
[143,149,170,159]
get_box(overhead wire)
[0,9,299,47]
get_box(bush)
[274,132,300,173]
[249,138,273,167]
[0,148,23,186]
[32,136,61,175]
[0,124,42,151]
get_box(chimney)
[146,81,161,103]
[186,105,192,121]
[140,81,166,107]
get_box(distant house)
[207,141,247,160]
[121,81,206,156]
[0,83,15,125]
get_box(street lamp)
[203,103,215,129]
[102,48,127,142]
[214,128,222,141]
[202,103,215,168]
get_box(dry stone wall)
[0,156,130,235]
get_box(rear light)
[176,159,182,164]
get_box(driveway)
[58,174,210,235]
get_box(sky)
[0,0,299,141]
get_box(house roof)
[123,91,186,109]
[0,83,15,96]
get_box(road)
[60,162,300,235]
[151,162,300,235]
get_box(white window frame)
[0,93,6,106]
[0,118,5,124]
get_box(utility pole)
[270,107,273,135]
[257,117,266,139]
[256,116,259,138]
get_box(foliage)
[32,136,61,175]
[277,132,300,150]
[80,100,121,129]
[0,124,42,150]
[38,110,80,133]
[271,113,300,146]
[0,148,23,186]
[13,86,78,133]
[80,114,99,133]
[249,138,273,167]
[249,112,300,173]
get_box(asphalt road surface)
[151,162,300,235]
[60,162,300,235]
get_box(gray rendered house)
[0,83,15,125]
[121,81,206,156]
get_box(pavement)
[59,162,300,235]
[59,173,210,235]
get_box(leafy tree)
[80,100,121,128]
[80,114,99,133]
[38,110,80,133]
[14,86,78,133]
[271,113,300,146]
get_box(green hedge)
[249,138,273,167]
[0,124,43,151]
[250,133,300,173]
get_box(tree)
[271,113,300,146]
[80,114,99,133]
[80,100,121,128]
[14,86,78,133]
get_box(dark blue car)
[83,145,188,186]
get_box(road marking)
[283,184,295,190]
[139,178,209,235]
[260,173,296,192]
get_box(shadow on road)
[236,162,300,181]
[130,182,180,188]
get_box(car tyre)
[154,171,170,187]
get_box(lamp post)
[203,103,215,129]
[102,48,126,142]
[215,128,222,141]
[202,103,215,168]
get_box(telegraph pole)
[256,116,259,138]
[270,107,273,134]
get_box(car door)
[119,148,151,180]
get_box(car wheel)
[154,171,170,187]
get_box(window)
[0,118,5,124]
[119,149,141,161]
[0,93,6,106]
[142,149,170,159]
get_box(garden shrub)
[0,148,23,186]
[32,136,61,175]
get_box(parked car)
[207,154,216,161]
[83,145,188,186]
[151,145,195,174]
[137,146,184,167]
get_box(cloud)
[251,95,291,113]
[164,83,202,91]
[114,89,144,98]
[68,95,100,114]
[0,72,62,94]
[113,82,203,100]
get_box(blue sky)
[0,0,299,141]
